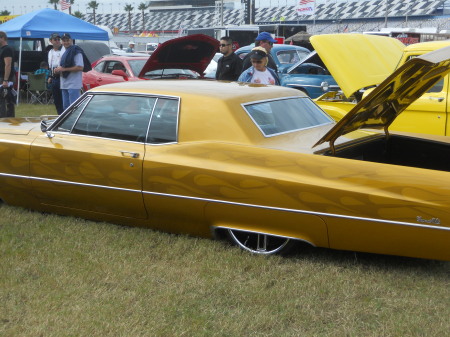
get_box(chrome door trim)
[1,172,449,232]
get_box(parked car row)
[82,34,219,91]
[82,39,340,99]
[234,44,339,98]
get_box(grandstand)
[82,0,449,36]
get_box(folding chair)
[27,73,50,104]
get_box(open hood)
[314,45,450,149]
[310,34,405,97]
[138,34,219,77]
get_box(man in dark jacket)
[215,36,243,81]
[53,33,90,110]
[242,32,278,73]
[0,31,15,117]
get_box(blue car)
[235,44,309,73]
[280,50,339,98]
[235,45,339,98]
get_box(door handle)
[429,97,444,102]
[120,151,140,158]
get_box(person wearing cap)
[47,32,65,114]
[238,47,280,85]
[126,41,135,53]
[54,33,90,111]
[215,36,242,81]
[242,32,278,73]
[0,31,15,117]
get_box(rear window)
[243,97,333,137]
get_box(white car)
[204,53,222,78]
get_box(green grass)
[15,102,57,117]
[0,205,449,337]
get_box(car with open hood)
[235,43,310,74]
[1,45,450,261]
[314,34,450,136]
[279,50,340,98]
[82,34,219,91]
[235,43,338,98]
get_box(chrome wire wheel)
[227,229,292,255]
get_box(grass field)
[16,102,57,117]
[1,104,449,336]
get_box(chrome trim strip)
[142,190,450,232]
[0,173,141,194]
[46,132,148,145]
[1,172,449,232]
[286,84,322,89]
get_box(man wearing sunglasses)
[238,47,280,85]
[215,36,243,81]
[241,32,278,73]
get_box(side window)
[112,62,126,72]
[148,98,179,144]
[427,78,444,93]
[52,96,91,132]
[94,61,105,72]
[104,61,116,74]
[71,95,156,142]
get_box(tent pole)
[16,37,23,105]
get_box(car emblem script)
[416,216,440,225]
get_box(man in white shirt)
[238,47,280,85]
[47,33,65,114]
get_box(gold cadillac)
[2,46,450,260]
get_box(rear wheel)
[227,229,294,255]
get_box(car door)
[30,94,156,219]
[390,76,449,136]
[85,60,128,89]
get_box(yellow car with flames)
[1,46,450,260]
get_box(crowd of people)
[0,30,90,117]
[0,30,282,118]
[216,32,280,85]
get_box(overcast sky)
[3,0,350,16]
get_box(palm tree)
[73,11,83,19]
[124,4,134,33]
[68,0,75,15]
[88,1,99,25]
[0,10,10,15]
[48,0,59,10]
[138,3,148,32]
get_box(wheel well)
[212,226,316,248]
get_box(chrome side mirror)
[40,120,49,132]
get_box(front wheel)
[227,229,294,255]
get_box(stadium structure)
[82,0,450,37]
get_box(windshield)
[276,49,309,65]
[128,59,198,78]
[243,97,333,137]
[128,59,148,76]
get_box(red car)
[82,34,219,91]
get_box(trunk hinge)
[330,140,336,155]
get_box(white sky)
[3,1,347,16]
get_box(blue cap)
[255,32,277,43]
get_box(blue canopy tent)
[0,8,109,103]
